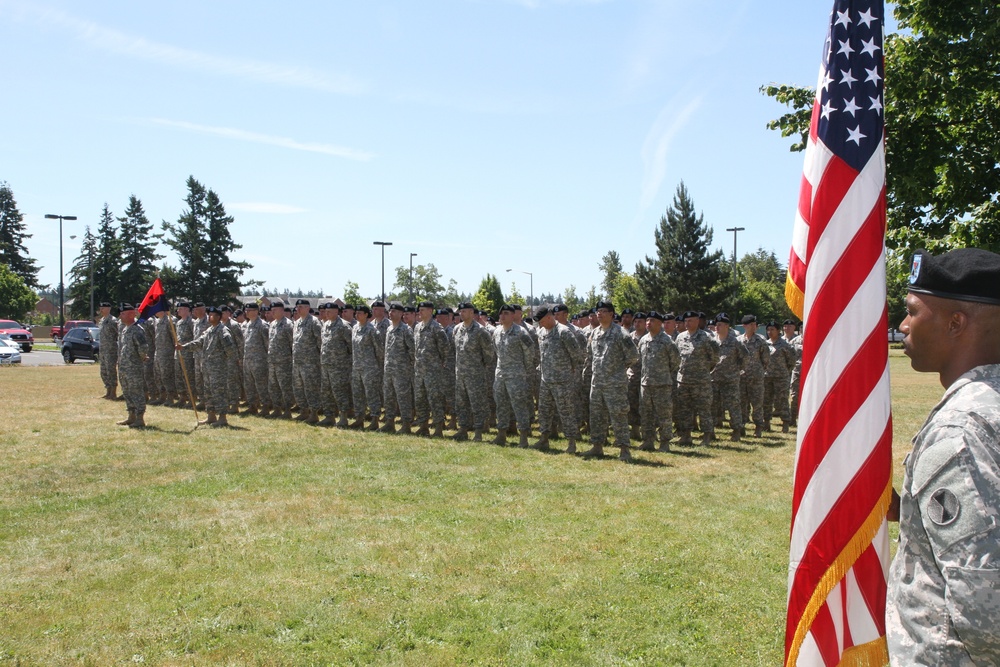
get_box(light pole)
[45,213,77,331]
[506,268,533,310]
[725,226,745,285]
[373,241,393,302]
[409,252,418,306]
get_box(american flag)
[784,2,892,666]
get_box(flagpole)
[167,313,200,425]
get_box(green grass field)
[0,353,942,666]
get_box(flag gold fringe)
[839,636,889,666]
[785,272,805,320]
[785,479,892,667]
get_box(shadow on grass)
[136,425,199,435]
[664,447,713,459]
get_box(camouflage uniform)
[141,317,156,395]
[267,314,295,412]
[763,336,796,426]
[321,317,353,420]
[351,321,384,417]
[442,322,457,423]
[117,321,147,418]
[712,330,747,433]
[788,334,803,424]
[886,364,1000,666]
[413,319,449,428]
[382,321,415,425]
[537,322,582,440]
[153,314,177,397]
[738,332,770,429]
[493,323,535,433]
[242,316,270,410]
[292,313,322,412]
[193,315,209,401]
[627,329,643,433]
[225,318,245,407]
[454,320,495,432]
[99,315,120,392]
[569,323,590,431]
[638,331,680,447]
[184,322,236,415]
[675,329,721,439]
[586,323,639,448]
[173,315,195,402]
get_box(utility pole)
[372,241,393,302]
[725,226,745,284]
[409,253,418,306]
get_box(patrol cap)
[647,310,665,321]
[596,300,614,312]
[418,301,435,310]
[908,248,1000,305]
[100,301,113,308]
[389,302,404,312]
[741,314,757,325]
[457,302,474,310]
[682,310,699,319]
[716,312,731,324]
[295,298,310,307]
[119,302,135,312]
[244,302,258,310]
[534,306,550,319]
[498,304,515,314]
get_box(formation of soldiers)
[98,296,803,461]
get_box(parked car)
[51,320,97,342]
[62,327,100,363]
[888,328,905,342]
[0,319,33,352]
[0,335,22,364]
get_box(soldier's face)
[419,307,433,323]
[373,306,385,319]
[744,322,757,336]
[100,307,111,317]
[767,326,780,341]
[784,324,796,338]
[648,318,661,335]
[178,308,190,319]
[622,315,633,328]
[121,310,136,324]
[246,309,257,321]
[297,305,310,318]
[901,292,951,375]
[209,313,221,325]
[634,319,646,334]
[717,322,730,338]
[499,310,513,327]
[343,309,354,321]
[539,313,555,330]
[664,320,676,335]
[459,308,474,324]
[357,312,369,325]
[597,308,613,327]
[390,309,402,324]
[685,317,699,334]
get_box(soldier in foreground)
[534,306,582,453]
[178,306,236,427]
[886,248,1000,665]
[98,301,119,400]
[638,311,680,451]
[453,302,495,441]
[116,303,148,428]
[584,301,639,461]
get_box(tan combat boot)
[366,416,380,432]
[130,413,146,429]
[305,409,319,425]
[117,411,135,426]
[518,429,531,448]
[213,413,229,428]
[565,439,577,455]
[531,434,550,451]
[618,445,632,462]
[452,428,469,442]
[199,412,218,426]
[581,443,604,459]
[431,422,443,438]
[472,429,483,442]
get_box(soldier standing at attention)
[116,303,148,428]
[738,314,770,437]
[784,319,803,427]
[413,301,449,438]
[172,302,195,407]
[267,299,295,419]
[291,298,322,424]
[711,313,747,441]
[98,301,120,400]
[220,306,244,413]
[141,311,156,402]
[627,313,647,440]
[453,302,495,441]
[152,309,178,405]
[436,307,458,430]
[241,302,270,416]
[674,310,721,446]
[350,305,384,430]
[492,304,536,448]
[637,311,680,451]
[763,320,796,432]
[192,302,209,409]
[534,306,582,453]
[318,303,354,427]
[886,248,1000,665]
[381,303,415,434]
[584,301,640,461]
[178,306,236,427]
[554,304,588,437]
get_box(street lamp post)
[409,252,418,306]
[505,268,533,311]
[45,213,78,331]
[373,241,393,302]
[725,226,745,285]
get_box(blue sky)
[1,0,882,302]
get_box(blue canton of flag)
[815,1,884,172]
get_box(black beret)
[908,248,1000,305]
[295,298,310,307]
[206,306,221,315]
[100,301,112,308]
[268,300,282,308]
[119,302,135,312]
[588,308,597,315]
[674,314,684,322]
[284,307,293,314]
[634,311,647,319]
[443,307,454,315]
[682,310,699,319]
[595,301,614,312]
[220,305,232,313]
[389,302,404,312]
[716,312,731,324]
[403,306,415,313]
[663,312,675,320]
[498,304,515,314]
[707,319,716,326]
[524,317,534,324]
[244,302,258,310]
[647,310,665,321]
[534,306,550,319]
[783,319,796,326]
[418,301,435,309]
[327,302,341,311]
[613,314,621,322]
[512,304,523,311]
[317,303,328,310]
[356,305,372,316]
[234,309,244,317]
[178,301,193,309]
[741,314,757,325]
[765,320,780,329]
[621,308,634,316]
[343,304,355,310]
[551,304,568,313]
[457,302,474,310]
[261,305,270,312]
[194,302,206,308]
[371,300,386,308]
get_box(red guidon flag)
[784,1,892,666]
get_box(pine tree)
[118,195,162,303]
[67,225,98,319]
[202,188,253,304]
[161,176,208,301]
[634,182,728,314]
[94,203,122,306]
[472,273,505,317]
[0,181,40,287]
[598,250,623,298]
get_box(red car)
[51,320,97,342]
[0,320,34,352]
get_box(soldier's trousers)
[589,382,629,447]
[383,371,414,422]
[740,375,766,427]
[268,364,294,411]
[321,364,352,417]
[100,352,118,390]
[763,375,791,424]
[194,352,205,401]
[495,376,532,432]
[539,379,578,439]
[155,347,176,395]
[352,368,383,417]
[174,351,195,402]
[580,369,592,429]
[443,363,456,419]
[414,372,445,425]
[227,359,242,406]
[244,358,270,408]
[143,356,155,395]
[627,375,641,427]
[712,379,743,430]
[293,359,322,410]
[676,382,714,434]
[640,383,673,443]
[119,364,146,416]
[203,360,228,415]
[455,372,490,431]
[789,371,801,422]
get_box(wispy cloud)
[229,203,309,215]
[637,91,705,214]
[4,1,366,95]
[148,118,376,161]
